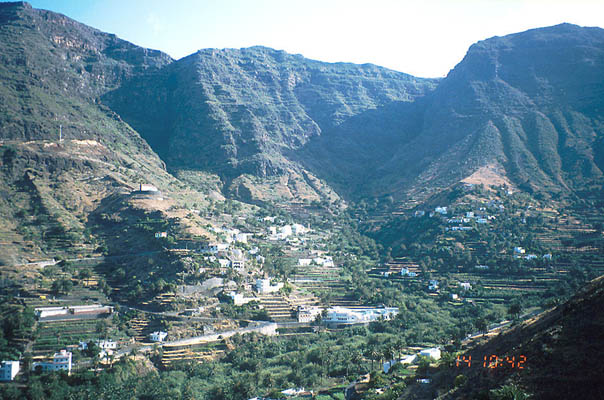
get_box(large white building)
[323,307,398,326]
[0,361,19,381]
[33,350,72,374]
[256,278,284,294]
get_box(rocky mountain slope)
[369,23,604,201]
[103,46,437,203]
[0,2,204,264]
[431,275,604,399]
[103,22,604,205]
[2,2,604,264]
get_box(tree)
[475,318,488,336]
[51,278,73,295]
[508,302,523,320]
[78,269,92,286]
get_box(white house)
[280,225,293,237]
[298,258,312,266]
[459,282,472,290]
[291,223,307,235]
[207,243,229,254]
[33,350,72,374]
[434,206,448,215]
[475,265,489,270]
[154,232,167,238]
[235,233,251,244]
[149,331,168,342]
[0,361,19,381]
[97,340,117,350]
[228,292,255,306]
[79,340,117,350]
[514,247,526,254]
[419,347,441,360]
[138,184,158,192]
[256,278,284,294]
[218,259,231,268]
[313,256,334,267]
[297,306,322,323]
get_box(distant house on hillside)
[256,278,283,294]
[149,331,168,342]
[131,183,163,200]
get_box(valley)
[1,2,604,399]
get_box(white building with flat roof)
[0,361,19,381]
[297,306,322,323]
[324,307,398,326]
[33,350,72,374]
[256,278,283,294]
[149,331,168,342]
[420,347,441,360]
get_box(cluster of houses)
[297,255,334,267]
[513,247,552,261]
[268,223,308,241]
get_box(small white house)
[419,347,441,360]
[514,247,526,254]
[459,282,472,291]
[256,278,284,294]
[291,223,307,235]
[297,306,322,323]
[298,258,312,266]
[434,206,448,215]
[0,361,19,381]
[149,331,168,342]
[154,232,167,238]
[228,292,254,306]
[97,340,117,350]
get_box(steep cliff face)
[103,46,437,201]
[370,24,604,200]
[3,2,604,213]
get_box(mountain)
[368,23,604,201]
[0,1,201,265]
[103,23,604,205]
[103,46,437,203]
[2,1,604,265]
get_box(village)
[2,179,603,400]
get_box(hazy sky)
[27,0,604,77]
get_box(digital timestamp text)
[456,355,526,369]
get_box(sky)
[26,0,604,78]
